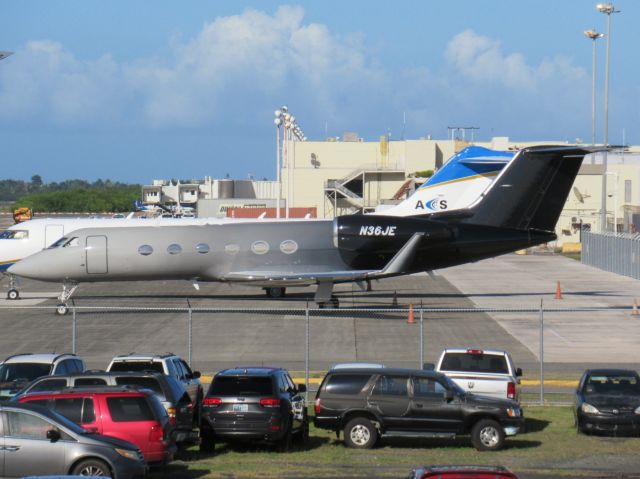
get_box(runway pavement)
[1,253,639,375]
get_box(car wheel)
[471,419,505,451]
[199,431,216,453]
[295,416,310,446]
[71,458,111,476]
[277,420,293,453]
[344,417,377,449]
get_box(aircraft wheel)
[56,303,69,316]
[266,287,286,299]
[7,289,19,300]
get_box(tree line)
[1,176,141,213]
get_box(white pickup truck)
[435,348,522,402]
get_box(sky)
[1,0,639,183]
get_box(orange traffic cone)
[407,304,415,324]
[632,299,639,316]
[554,281,563,300]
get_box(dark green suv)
[314,367,524,451]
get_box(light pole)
[274,109,283,218]
[274,106,306,219]
[583,30,603,149]
[597,2,619,232]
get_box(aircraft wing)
[221,232,425,284]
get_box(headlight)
[115,448,139,461]
[581,403,600,414]
[506,407,521,418]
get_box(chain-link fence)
[1,303,639,405]
[582,230,640,279]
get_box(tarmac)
[0,253,639,376]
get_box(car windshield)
[209,376,273,396]
[0,363,52,382]
[584,374,640,395]
[110,361,164,373]
[440,353,508,374]
[0,230,28,239]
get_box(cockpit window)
[49,237,69,248]
[63,237,79,247]
[0,230,28,239]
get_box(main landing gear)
[264,287,287,299]
[56,281,78,316]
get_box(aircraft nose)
[8,256,41,279]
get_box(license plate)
[233,404,248,412]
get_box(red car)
[18,386,176,465]
[408,465,518,479]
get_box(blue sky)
[1,1,639,183]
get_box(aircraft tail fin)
[463,145,590,231]
[378,146,513,217]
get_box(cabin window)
[224,244,240,255]
[0,230,28,240]
[196,243,210,254]
[280,240,298,254]
[167,244,182,255]
[138,244,153,256]
[251,241,269,255]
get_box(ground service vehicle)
[314,367,523,451]
[575,368,640,435]
[0,353,85,400]
[200,367,308,452]
[435,349,522,402]
[18,387,175,465]
[14,370,198,445]
[107,353,202,416]
[0,402,145,478]
[407,465,518,479]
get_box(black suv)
[314,367,524,451]
[200,367,308,452]
[13,370,199,446]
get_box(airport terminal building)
[141,135,640,247]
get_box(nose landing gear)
[56,281,78,315]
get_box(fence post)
[539,298,544,405]
[419,302,424,368]
[305,303,310,403]
[71,300,77,354]
[187,299,193,366]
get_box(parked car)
[575,368,640,435]
[314,366,524,451]
[106,353,202,417]
[435,349,522,402]
[0,402,145,478]
[14,371,198,446]
[0,353,85,400]
[18,386,176,465]
[407,465,518,479]
[200,366,308,452]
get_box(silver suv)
[0,353,85,400]
[0,402,145,478]
[107,353,202,416]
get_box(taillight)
[203,397,222,407]
[507,382,516,400]
[314,398,321,414]
[166,407,176,426]
[259,398,281,408]
[467,349,483,355]
[149,424,164,443]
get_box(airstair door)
[86,235,108,274]
[44,224,64,248]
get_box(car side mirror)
[46,429,61,442]
[515,368,522,377]
[297,383,307,393]
[444,389,454,402]
[193,371,201,379]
